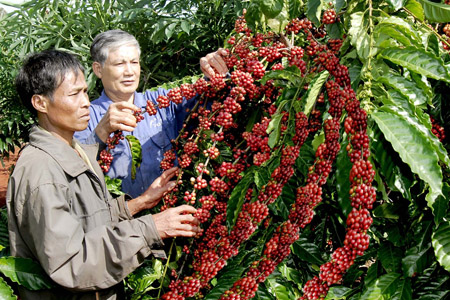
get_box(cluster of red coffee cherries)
[96,5,378,299]
[98,130,123,172]
[154,7,375,299]
[430,116,446,143]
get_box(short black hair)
[15,49,85,116]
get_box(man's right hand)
[94,101,140,143]
[152,205,201,239]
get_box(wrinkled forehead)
[105,42,141,60]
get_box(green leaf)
[180,20,190,34]
[104,176,124,196]
[336,139,352,216]
[372,203,402,220]
[335,0,346,12]
[245,0,264,31]
[431,220,450,272]
[325,286,353,299]
[226,168,256,230]
[361,273,401,299]
[371,109,443,213]
[291,238,325,265]
[267,2,290,33]
[278,263,302,287]
[378,242,403,273]
[267,112,283,148]
[377,16,421,46]
[204,267,247,300]
[402,244,433,277]
[0,276,16,300]
[265,273,293,300]
[382,92,449,167]
[386,0,406,11]
[405,0,425,21]
[376,74,427,106]
[261,0,284,18]
[365,260,383,287]
[417,0,450,23]
[0,257,54,290]
[306,0,323,26]
[348,12,371,59]
[255,282,276,300]
[126,135,142,181]
[164,22,178,40]
[371,125,413,200]
[260,67,303,85]
[379,47,450,83]
[392,278,412,300]
[432,183,449,224]
[303,70,329,116]
[255,167,271,189]
[126,261,162,294]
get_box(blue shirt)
[74,88,196,198]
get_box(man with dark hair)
[7,49,201,299]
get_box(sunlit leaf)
[405,0,425,21]
[361,273,401,299]
[303,70,329,116]
[386,0,406,11]
[371,109,443,212]
[325,286,353,299]
[0,276,16,300]
[376,74,427,106]
[0,257,54,290]
[418,0,450,23]
[432,220,450,272]
[226,168,256,229]
[379,47,450,83]
[126,135,142,181]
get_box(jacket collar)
[29,126,101,178]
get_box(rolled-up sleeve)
[16,183,163,291]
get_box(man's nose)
[124,62,133,74]
[82,92,90,107]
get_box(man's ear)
[92,62,103,79]
[31,94,48,114]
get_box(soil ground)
[0,147,20,208]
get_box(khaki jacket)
[7,126,165,299]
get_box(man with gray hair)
[74,29,228,198]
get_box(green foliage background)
[0,0,244,156]
[0,0,450,299]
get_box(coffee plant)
[117,1,450,299]
[1,0,450,299]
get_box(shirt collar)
[29,126,100,178]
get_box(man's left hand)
[200,48,229,79]
[127,167,178,215]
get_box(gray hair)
[90,29,141,65]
